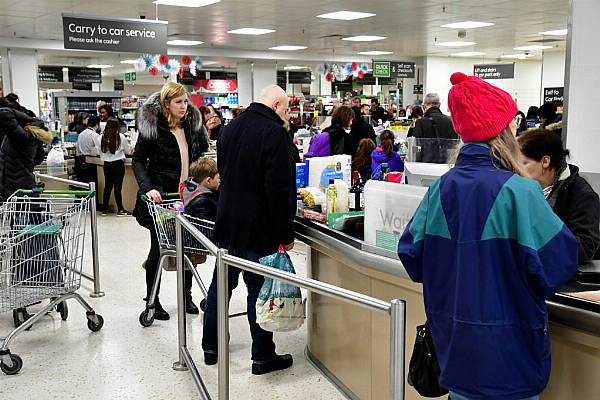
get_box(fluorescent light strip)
[284,66,307,70]
[269,45,307,51]
[539,29,568,36]
[435,41,477,47]
[228,28,275,35]
[358,50,394,55]
[451,51,486,57]
[120,59,137,64]
[87,64,113,68]
[153,0,220,7]
[513,45,553,51]
[316,11,376,20]
[167,39,204,46]
[501,53,534,59]
[441,21,494,29]
[342,35,386,42]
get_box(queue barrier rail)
[33,172,104,298]
[173,213,406,400]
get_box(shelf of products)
[202,93,239,107]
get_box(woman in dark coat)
[519,129,600,263]
[0,98,53,202]
[133,82,208,320]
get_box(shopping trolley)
[0,189,104,375]
[139,194,214,328]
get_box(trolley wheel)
[12,309,31,329]
[200,299,207,312]
[1,354,23,375]
[57,301,68,321]
[139,309,155,328]
[87,314,104,332]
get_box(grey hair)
[424,93,441,107]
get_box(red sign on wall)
[193,79,238,93]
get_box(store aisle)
[0,216,344,400]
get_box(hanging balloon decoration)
[159,54,170,65]
[148,66,160,76]
[189,57,204,77]
[182,55,192,66]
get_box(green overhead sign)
[125,71,136,82]
[373,61,391,78]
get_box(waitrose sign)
[63,15,168,53]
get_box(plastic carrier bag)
[256,246,305,332]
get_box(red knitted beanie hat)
[447,72,518,142]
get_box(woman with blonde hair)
[133,82,208,320]
[398,73,578,400]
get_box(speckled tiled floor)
[0,216,345,400]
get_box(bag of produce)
[256,246,305,332]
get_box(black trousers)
[103,160,125,211]
[74,156,99,205]
[145,224,193,300]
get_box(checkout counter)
[294,160,600,400]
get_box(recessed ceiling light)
[202,61,218,66]
[87,64,113,69]
[269,45,307,51]
[342,35,386,42]
[228,28,275,35]
[441,21,494,29]
[153,0,220,7]
[513,45,553,51]
[501,53,534,59]
[167,39,204,46]
[435,41,477,47]
[451,51,486,57]
[284,66,307,70]
[316,11,376,21]
[538,29,568,36]
[357,50,394,55]
[120,59,137,64]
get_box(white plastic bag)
[256,248,305,332]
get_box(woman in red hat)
[398,72,578,400]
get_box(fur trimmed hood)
[136,91,204,140]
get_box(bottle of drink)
[380,163,389,181]
[326,179,337,215]
[349,171,363,211]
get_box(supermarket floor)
[0,215,345,400]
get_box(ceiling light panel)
[120,59,137,64]
[316,11,376,21]
[87,64,113,68]
[501,54,534,59]
[539,29,568,36]
[269,45,307,51]
[342,35,386,42]
[167,39,204,45]
[228,28,276,35]
[513,45,553,51]
[153,0,220,7]
[357,51,394,55]
[435,41,477,47]
[451,52,486,57]
[284,66,308,70]
[441,21,494,29]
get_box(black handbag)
[408,322,449,397]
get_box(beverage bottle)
[349,171,363,211]
[380,163,389,181]
[326,179,337,215]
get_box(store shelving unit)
[120,96,146,131]
[53,91,123,130]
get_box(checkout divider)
[172,214,408,400]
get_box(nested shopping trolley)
[139,194,214,327]
[0,189,104,375]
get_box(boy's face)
[203,173,221,191]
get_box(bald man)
[203,84,296,375]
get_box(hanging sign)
[391,62,416,78]
[373,61,391,78]
[69,67,102,83]
[413,84,424,95]
[62,14,168,53]
[544,87,564,103]
[72,81,93,90]
[474,63,515,79]
[194,80,238,93]
[277,71,287,90]
[38,66,64,82]
[378,76,398,85]
[355,73,376,85]
[114,79,124,91]
[125,71,137,82]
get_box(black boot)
[154,298,170,321]
[252,354,293,375]
[186,293,199,315]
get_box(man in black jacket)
[202,84,296,375]
[349,107,376,157]
[409,93,459,163]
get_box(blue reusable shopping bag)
[256,246,305,332]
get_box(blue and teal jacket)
[398,143,578,399]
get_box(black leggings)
[103,160,125,211]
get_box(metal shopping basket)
[139,194,214,328]
[0,189,104,375]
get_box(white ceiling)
[0,0,569,66]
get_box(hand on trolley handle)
[146,189,163,204]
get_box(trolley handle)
[141,192,180,203]
[14,188,96,198]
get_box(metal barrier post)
[88,181,104,298]
[389,299,406,400]
[173,218,188,371]
[217,248,229,400]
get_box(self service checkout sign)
[62,14,168,54]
